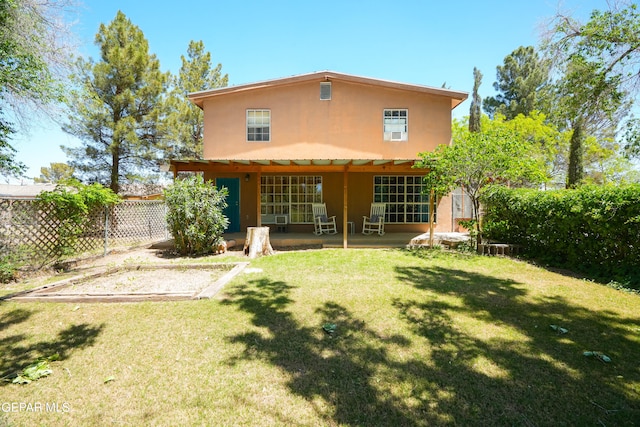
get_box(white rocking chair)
[362,203,386,235]
[312,203,337,235]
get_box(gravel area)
[6,242,248,301]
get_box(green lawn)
[1,249,639,426]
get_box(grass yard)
[1,249,639,426]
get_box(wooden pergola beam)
[170,161,420,174]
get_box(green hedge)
[482,185,640,287]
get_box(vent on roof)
[320,82,331,100]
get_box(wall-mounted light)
[245,174,250,182]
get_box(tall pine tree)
[63,11,167,192]
[483,46,550,120]
[162,40,228,160]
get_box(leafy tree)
[0,119,25,178]
[63,11,168,193]
[0,0,74,178]
[583,134,640,185]
[162,40,228,160]
[416,117,547,245]
[622,116,640,160]
[496,111,569,185]
[164,175,229,255]
[34,162,75,183]
[545,3,640,187]
[468,67,482,132]
[483,46,550,119]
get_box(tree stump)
[243,227,274,258]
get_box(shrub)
[456,219,478,250]
[164,175,229,256]
[36,181,120,262]
[482,185,640,287]
[0,253,20,283]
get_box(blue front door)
[216,178,240,233]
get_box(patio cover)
[170,158,420,173]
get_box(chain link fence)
[0,198,168,268]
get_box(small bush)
[164,175,229,256]
[457,219,478,249]
[0,254,19,283]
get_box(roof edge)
[188,71,468,109]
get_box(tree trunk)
[429,189,435,248]
[111,141,120,194]
[473,197,482,249]
[243,226,274,258]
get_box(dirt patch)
[11,263,247,303]
[51,265,233,295]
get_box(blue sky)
[10,0,611,183]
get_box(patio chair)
[312,203,337,235]
[362,203,386,236]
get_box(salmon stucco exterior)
[170,71,468,244]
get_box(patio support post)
[343,169,348,249]
[256,171,262,227]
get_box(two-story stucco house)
[170,71,467,242]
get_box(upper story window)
[383,109,408,141]
[247,109,270,141]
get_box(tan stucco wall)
[201,79,452,160]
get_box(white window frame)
[247,109,271,142]
[383,109,408,141]
[261,176,323,224]
[373,175,435,223]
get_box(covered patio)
[170,159,453,249]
